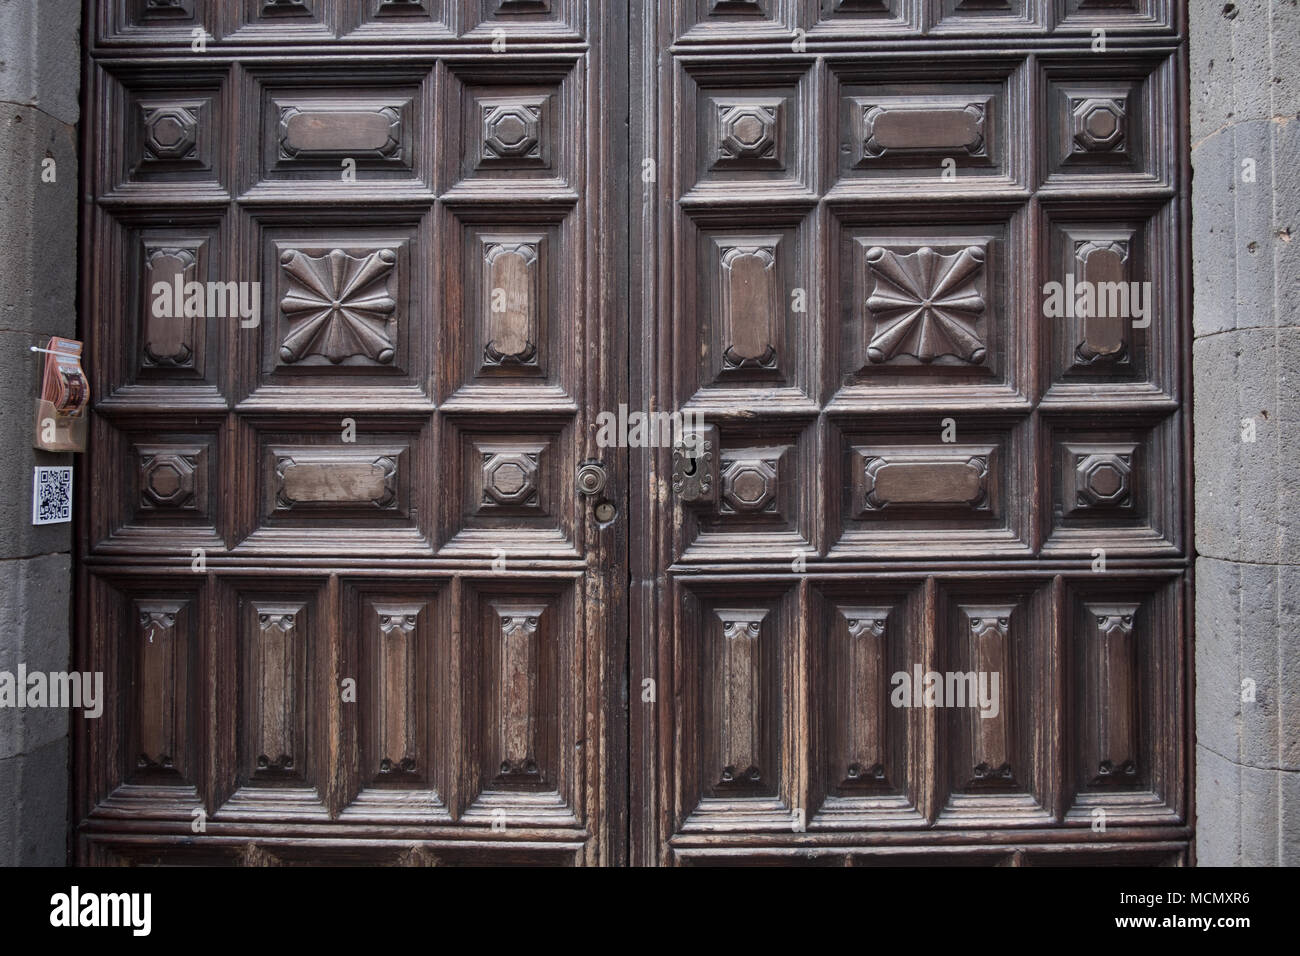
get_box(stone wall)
[1190,0,1300,865]
[0,0,82,866]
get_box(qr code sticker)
[32,466,73,525]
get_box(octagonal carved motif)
[720,456,778,515]
[482,451,541,508]
[1070,96,1127,154]
[482,100,544,161]
[1075,452,1133,509]
[142,105,199,162]
[715,100,781,166]
[138,445,205,512]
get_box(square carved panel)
[91,419,225,555]
[99,64,230,199]
[679,418,817,561]
[1042,413,1180,556]
[831,206,1028,403]
[1039,54,1174,190]
[440,416,577,557]
[443,61,577,193]
[245,210,432,404]
[680,61,815,197]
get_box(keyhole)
[683,456,698,477]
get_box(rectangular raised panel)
[133,599,194,782]
[496,604,544,780]
[710,608,767,791]
[852,445,995,515]
[141,241,202,370]
[278,103,403,160]
[1083,603,1140,786]
[141,0,196,19]
[832,607,891,787]
[1073,237,1134,368]
[243,602,307,781]
[273,448,400,511]
[264,0,311,13]
[960,605,1014,787]
[367,603,424,780]
[482,236,542,369]
[937,0,1031,25]
[852,96,990,164]
[463,584,575,821]
[717,236,780,374]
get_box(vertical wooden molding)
[492,602,546,781]
[960,604,1014,784]
[134,600,190,780]
[249,603,305,778]
[374,604,422,777]
[1086,602,1140,785]
[714,608,767,786]
[835,606,891,786]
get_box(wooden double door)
[78,0,1191,866]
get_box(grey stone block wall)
[1191,0,1300,865]
[0,0,82,866]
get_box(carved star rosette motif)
[864,245,988,365]
[278,247,398,365]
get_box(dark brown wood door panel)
[78,0,625,866]
[77,0,1190,866]
[629,1,1190,866]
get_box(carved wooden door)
[78,0,625,865]
[630,2,1191,865]
[78,0,1191,868]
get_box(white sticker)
[33,466,73,525]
